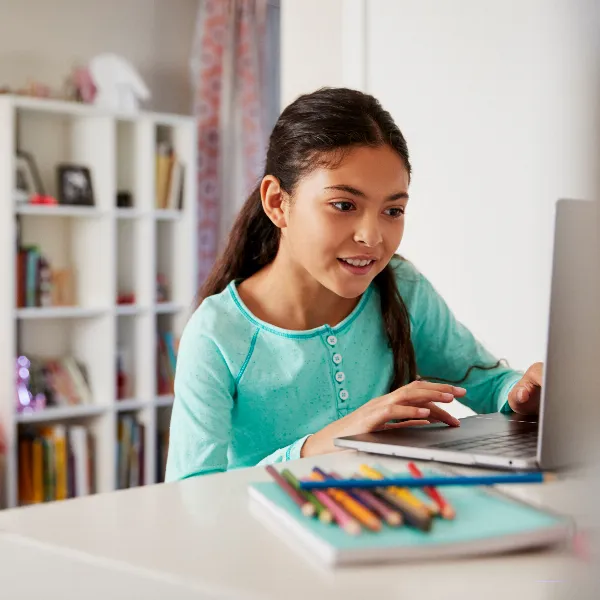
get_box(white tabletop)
[0,451,590,599]
[0,533,221,600]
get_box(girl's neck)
[237,251,361,331]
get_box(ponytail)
[197,185,278,304]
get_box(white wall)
[0,0,198,114]
[282,0,600,375]
[280,0,345,107]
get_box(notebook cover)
[248,480,572,566]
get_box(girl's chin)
[328,276,374,299]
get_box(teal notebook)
[248,479,572,566]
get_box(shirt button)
[339,389,349,401]
[335,371,345,383]
[332,353,342,365]
[327,335,337,346]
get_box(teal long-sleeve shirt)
[165,258,522,481]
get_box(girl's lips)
[337,258,376,276]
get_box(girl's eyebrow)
[324,184,409,201]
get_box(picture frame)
[56,164,95,206]
[14,150,44,203]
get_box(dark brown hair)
[198,87,500,390]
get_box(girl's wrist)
[300,427,339,458]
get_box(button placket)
[325,331,349,409]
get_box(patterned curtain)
[191,0,271,287]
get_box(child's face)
[283,144,409,299]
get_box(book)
[18,425,94,504]
[248,477,572,567]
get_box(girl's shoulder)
[179,282,259,368]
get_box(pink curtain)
[191,0,269,287]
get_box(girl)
[165,88,543,481]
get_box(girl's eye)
[384,207,405,218]
[331,201,355,212]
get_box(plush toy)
[89,53,151,113]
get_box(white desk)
[0,451,591,599]
[0,534,216,600]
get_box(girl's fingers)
[426,403,461,427]
[409,380,467,398]
[382,420,430,429]
[391,387,457,406]
[375,404,432,427]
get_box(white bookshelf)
[0,95,197,509]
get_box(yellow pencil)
[359,464,432,531]
[375,464,440,516]
[311,469,382,532]
[359,464,428,510]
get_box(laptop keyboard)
[430,430,538,458]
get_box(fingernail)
[453,418,461,426]
[442,393,454,401]
[453,386,467,395]
[417,408,430,417]
[517,388,526,402]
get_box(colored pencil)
[358,464,430,514]
[331,472,402,526]
[370,485,432,532]
[304,475,361,535]
[407,462,456,520]
[281,469,333,524]
[312,468,382,532]
[376,464,439,516]
[265,466,315,518]
[352,467,432,532]
[299,470,553,490]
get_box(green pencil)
[282,469,333,524]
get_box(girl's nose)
[353,216,383,247]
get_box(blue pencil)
[299,471,554,490]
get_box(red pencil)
[407,462,456,520]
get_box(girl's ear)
[260,175,288,229]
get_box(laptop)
[334,199,599,471]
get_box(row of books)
[16,355,92,413]
[157,332,178,395]
[16,245,75,308]
[155,141,185,210]
[18,425,94,505]
[117,414,145,489]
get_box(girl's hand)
[507,362,543,415]
[301,380,466,457]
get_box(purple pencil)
[329,471,403,527]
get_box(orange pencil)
[407,462,456,520]
[312,468,382,532]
